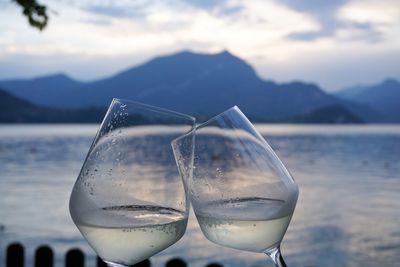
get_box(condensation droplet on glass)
[216,167,223,178]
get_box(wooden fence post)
[97,256,107,267]
[4,243,228,267]
[166,258,187,267]
[65,248,84,267]
[205,263,224,267]
[6,243,24,267]
[133,259,151,267]
[34,245,53,267]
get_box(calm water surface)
[0,124,399,267]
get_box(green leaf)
[13,0,49,31]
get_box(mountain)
[336,85,366,99]
[0,88,40,122]
[0,88,106,123]
[291,105,364,124]
[0,73,83,107]
[336,79,400,122]
[0,50,383,122]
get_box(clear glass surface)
[69,99,195,267]
[172,106,299,267]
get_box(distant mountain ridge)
[0,73,83,107]
[292,105,364,124]
[0,88,106,123]
[0,50,393,122]
[0,88,364,124]
[336,79,400,122]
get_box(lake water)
[0,124,399,267]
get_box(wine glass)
[69,99,195,267]
[172,106,299,267]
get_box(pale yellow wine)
[75,206,187,265]
[195,197,293,252]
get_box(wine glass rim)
[196,105,241,130]
[170,105,241,145]
[112,98,196,123]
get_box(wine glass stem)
[265,246,287,267]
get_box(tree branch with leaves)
[13,0,49,31]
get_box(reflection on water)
[0,124,399,267]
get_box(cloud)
[183,0,228,10]
[251,42,400,90]
[79,18,113,27]
[181,0,243,16]
[281,0,347,40]
[338,0,400,25]
[81,1,152,20]
[84,5,132,18]
[336,22,384,43]
[0,0,399,90]
[336,0,400,44]
[215,5,244,16]
[281,0,388,43]
[79,0,244,22]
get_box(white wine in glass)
[172,106,298,267]
[73,205,188,265]
[70,99,195,267]
[196,197,293,253]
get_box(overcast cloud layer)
[0,0,399,91]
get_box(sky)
[0,0,399,91]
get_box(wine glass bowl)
[69,99,195,267]
[172,106,298,267]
